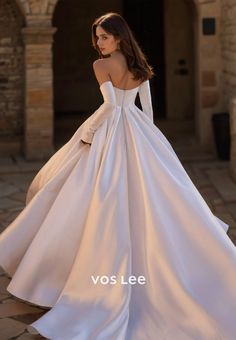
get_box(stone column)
[230,98,236,182]
[22,26,57,160]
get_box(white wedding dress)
[0,79,236,340]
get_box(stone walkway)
[0,134,236,339]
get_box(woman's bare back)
[106,51,142,90]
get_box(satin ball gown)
[0,78,236,339]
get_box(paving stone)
[176,147,216,162]
[206,168,236,202]
[0,211,22,231]
[0,158,15,167]
[0,225,7,233]
[12,312,47,332]
[0,181,19,198]
[6,207,25,215]
[0,266,5,275]
[0,197,19,209]
[1,217,20,231]
[0,211,8,219]
[0,276,11,295]
[0,293,10,300]
[0,156,44,175]
[16,332,45,339]
[213,204,229,214]
[0,174,33,191]
[228,237,236,246]
[214,213,236,230]
[226,232,236,245]
[2,298,16,303]
[10,191,27,203]
[228,225,236,234]
[228,228,236,238]
[211,198,224,205]
[13,154,45,166]
[185,164,211,187]
[13,310,45,325]
[0,317,26,339]
[0,164,21,173]
[192,160,229,169]
[17,162,45,173]
[0,197,23,210]
[0,301,41,318]
[6,206,24,213]
[182,164,193,176]
[199,185,220,201]
[226,202,236,221]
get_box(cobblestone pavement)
[0,134,236,339]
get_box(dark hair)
[92,12,154,82]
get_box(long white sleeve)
[138,80,154,123]
[80,81,116,144]
[80,102,115,144]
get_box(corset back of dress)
[100,81,139,107]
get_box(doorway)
[123,0,196,140]
[123,0,166,119]
[164,0,195,122]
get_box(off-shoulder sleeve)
[80,81,116,144]
[138,80,154,123]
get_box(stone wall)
[0,0,25,138]
[221,0,236,180]
[221,0,236,107]
[199,0,223,152]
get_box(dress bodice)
[100,80,140,107]
[80,79,154,144]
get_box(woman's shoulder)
[93,54,123,70]
[92,59,111,85]
[93,58,111,71]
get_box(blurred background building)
[0,0,236,179]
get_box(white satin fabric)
[0,80,236,340]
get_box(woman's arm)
[138,80,154,123]
[80,60,113,145]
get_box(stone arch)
[48,0,60,16]
[191,0,201,14]
[50,0,202,147]
[51,0,122,147]
[14,0,27,18]
[14,0,59,20]
[48,0,202,21]
[18,0,219,159]
[26,0,201,18]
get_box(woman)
[0,12,236,340]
